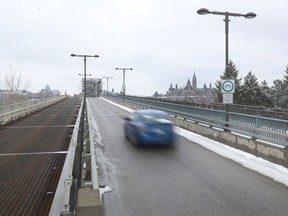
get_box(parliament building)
[165,72,213,103]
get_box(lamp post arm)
[211,11,243,17]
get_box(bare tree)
[3,65,31,104]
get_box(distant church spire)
[192,71,197,88]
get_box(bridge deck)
[0,97,81,216]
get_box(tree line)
[213,61,288,108]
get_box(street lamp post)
[103,76,113,95]
[71,54,99,101]
[197,8,256,69]
[197,8,256,131]
[115,68,133,101]
[70,54,99,186]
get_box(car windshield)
[140,113,167,122]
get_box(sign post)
[221,79,235,131]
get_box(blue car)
[123,109,175,146]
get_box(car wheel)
[125,134,129,140]
[124,126,129,139]
[132,134,140,146]
[124,130,129,139]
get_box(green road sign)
[221,79,235,93]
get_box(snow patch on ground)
[87,99,115,187]
[100,185,113,195]
[99,185,113,203]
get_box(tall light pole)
[70,53,99,179]
[71,54,99,101]
[103,76,113,95]
[115,67,133,101]
[197,8,256,70]
[197,8,256,131]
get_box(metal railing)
[50,98,101,215]
[105,95,288,147]
[49,98,83,216]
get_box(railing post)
[224,104,230,131]
[255,115,260,140]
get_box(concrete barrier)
[77,188,101,215]
[171,116,288,167]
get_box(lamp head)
[197,8,210,15]
[244,12,256,19]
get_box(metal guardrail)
[49,98,83,216]
[0,95,68,125]
[105,95,288,148]
[50,98,101,215]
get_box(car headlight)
[136,125,146,132]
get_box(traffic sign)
[223,93,233,104]
[221,79,235,93]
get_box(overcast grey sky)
[0,0,287,96]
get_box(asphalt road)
[88,98,288,216]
